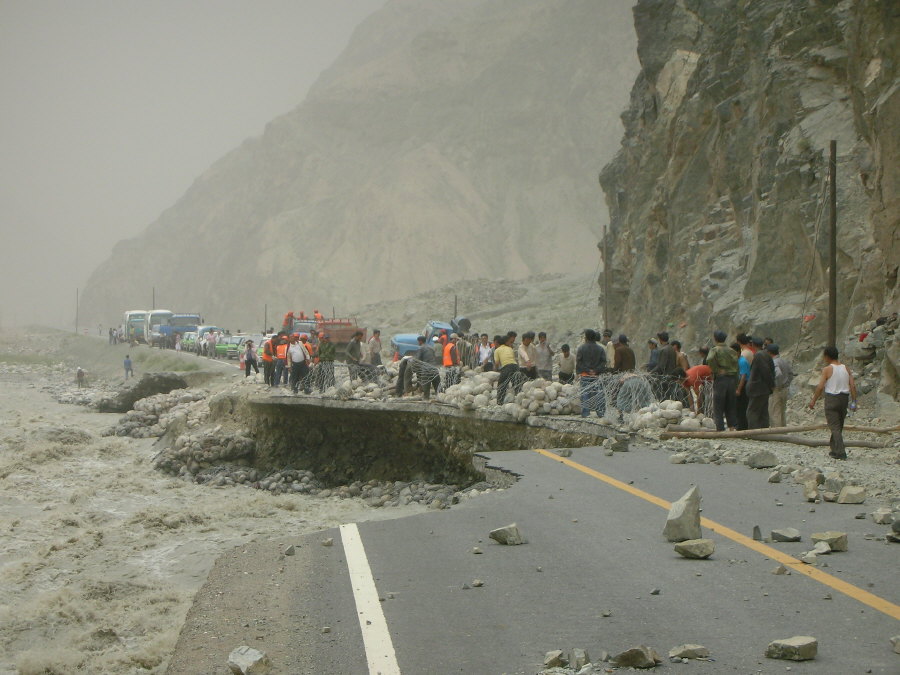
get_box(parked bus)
[144,310,173,347]
[123,310,148,342]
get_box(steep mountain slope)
[599,0,898,352]
[80,0,638,329]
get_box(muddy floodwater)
[0,367,423,674]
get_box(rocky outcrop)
[96,372,188,413]
[79,0,638,329]
[600,0,898,351]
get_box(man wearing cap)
[705,330,739,430]
[443,333,461,387]
[602,330,616,367]
[746,335,775,429]
[316,333,336,391]
[431,335,443,362]
[767,343,794,427]
[416,335,440,399]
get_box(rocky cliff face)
[599,0,898,353]
[80,0,638,329]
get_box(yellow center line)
[533,448,900,621]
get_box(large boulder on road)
[96,372,188,413]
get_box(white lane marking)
[340,523,401,675]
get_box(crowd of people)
[388,326,858,460]
[116,318,857,462]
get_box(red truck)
[281,311,366,359]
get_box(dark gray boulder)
[96,372,187,413]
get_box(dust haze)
[0,0,384,329]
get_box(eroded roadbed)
[169,445,900,674]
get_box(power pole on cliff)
[599,173,610,331]
[603,228,610,331]
[828,140,837,349]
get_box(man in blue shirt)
[734,343,750,430]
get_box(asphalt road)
[169,443,900,674]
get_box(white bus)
[144,309,174,347]
[123,310,148,342]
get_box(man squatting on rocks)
[808,345,857,460]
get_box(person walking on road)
[808,346,857,460]
[124,355,134,380]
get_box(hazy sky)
[0,0,384,329]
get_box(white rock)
[663,486,702,542]
[227,646,270,674]
[810,531,847,552]
[765,636,817,661]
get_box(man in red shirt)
[683,347,713,414]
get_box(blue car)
[390,318,471,358]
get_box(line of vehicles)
[120,309,366,360]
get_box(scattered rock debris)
[674,538,715,559]
[765,636,817,661]
[489,523,527,545]
[227,645,270,674]
[663,486,702,542]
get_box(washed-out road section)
[168,443,899,674]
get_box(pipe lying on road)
[662,423,900,439]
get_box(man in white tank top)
[808,346,858,460]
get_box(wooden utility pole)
[828,140,837,348]
[603,227,610,331]
[454,294,458,318]
[599,172,610,330]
